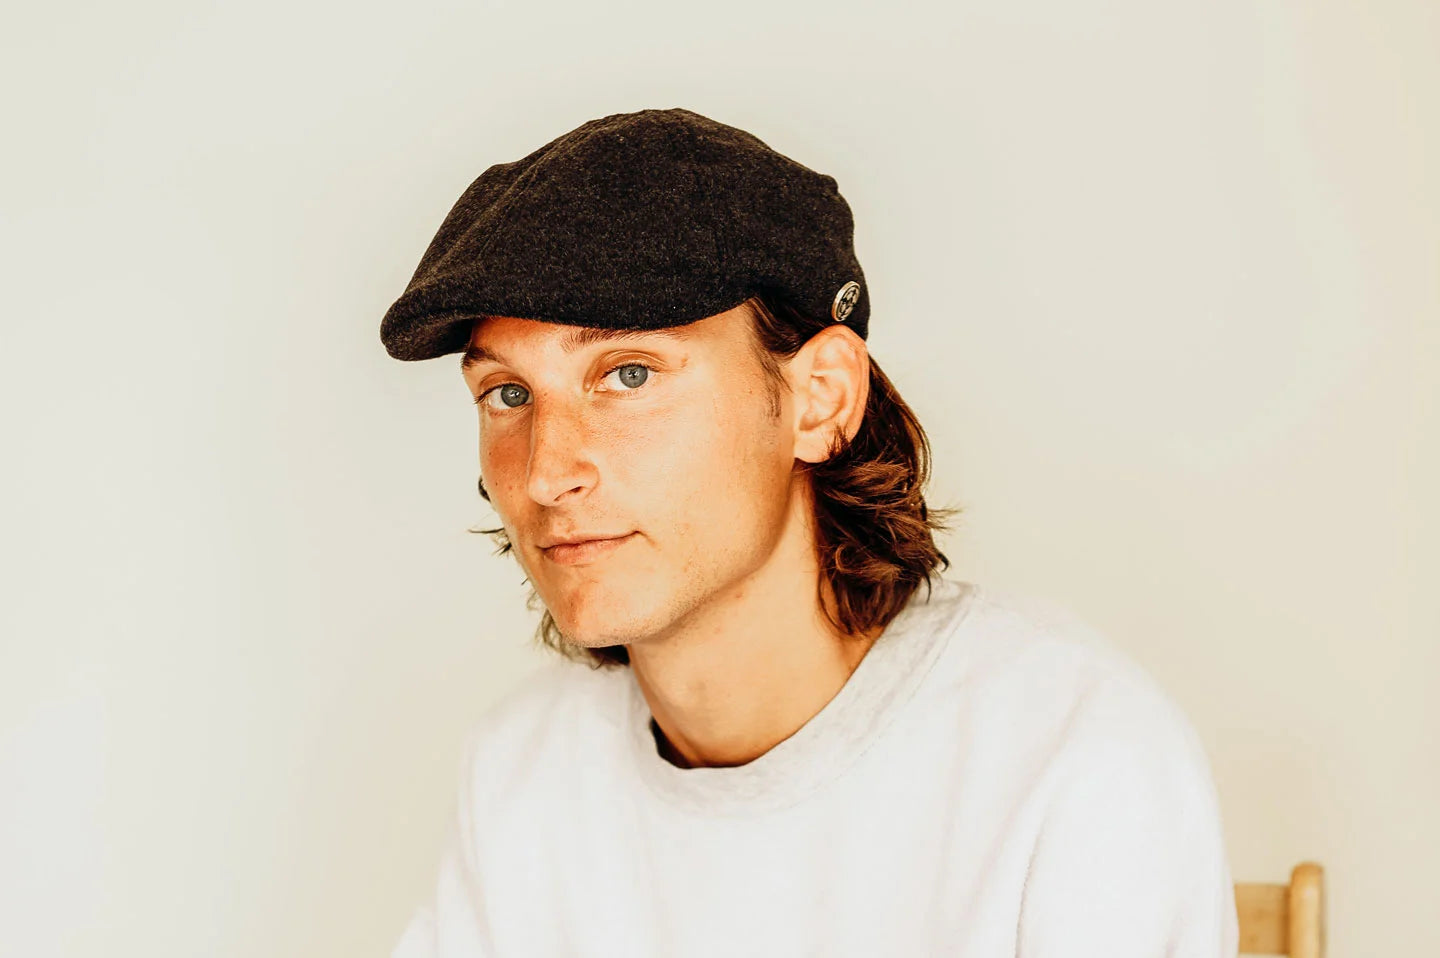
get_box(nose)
[525,395,597,506]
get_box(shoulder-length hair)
[470,291,961,669]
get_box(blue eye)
[472,382,528,410]
[496,383,527,408]
[608,362,651,390]
[473,361,656,411]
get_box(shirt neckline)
[623,576,979,817]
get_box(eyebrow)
[460,324,688,372]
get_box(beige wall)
[2,1,1434,954]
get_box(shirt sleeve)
[391,731,494,958]
[1016,671,1240,958]
[391,838,491,958]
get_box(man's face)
[461,303,802,649]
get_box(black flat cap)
[379,107,869,361]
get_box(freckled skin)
[469,308,792,646]
[463,301,874,767]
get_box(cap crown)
[380,107,869,361]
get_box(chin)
[544,581,656,646]
[552,617,644,651]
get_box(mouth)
[541,532,637,566]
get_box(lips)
[541,532,636,565]
[540,532,631,550]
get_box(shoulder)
[942,583,1150,685]
[934,582,1220,799]
[943,583,1198,716]
[979,589,1225,839]
[951,590,1236,948]
[470,655,597,738]
[451,656,623,815]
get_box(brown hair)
[469,292,961,669]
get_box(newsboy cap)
[379,107,869,361]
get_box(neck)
[626,501,882,769]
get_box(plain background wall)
[2,0,1435,954]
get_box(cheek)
[477,427,530,504]
[617,387,787,511]
[602,404,705,494]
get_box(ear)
[790,325,871,465]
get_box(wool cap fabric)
[379,107,869,361]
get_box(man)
[380,108,1240,956]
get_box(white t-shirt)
[393,577,1240,957]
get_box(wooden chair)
[1235,862,1325,957]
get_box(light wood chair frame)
[1235,862,1325,957]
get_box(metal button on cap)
[831,281,861,323]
